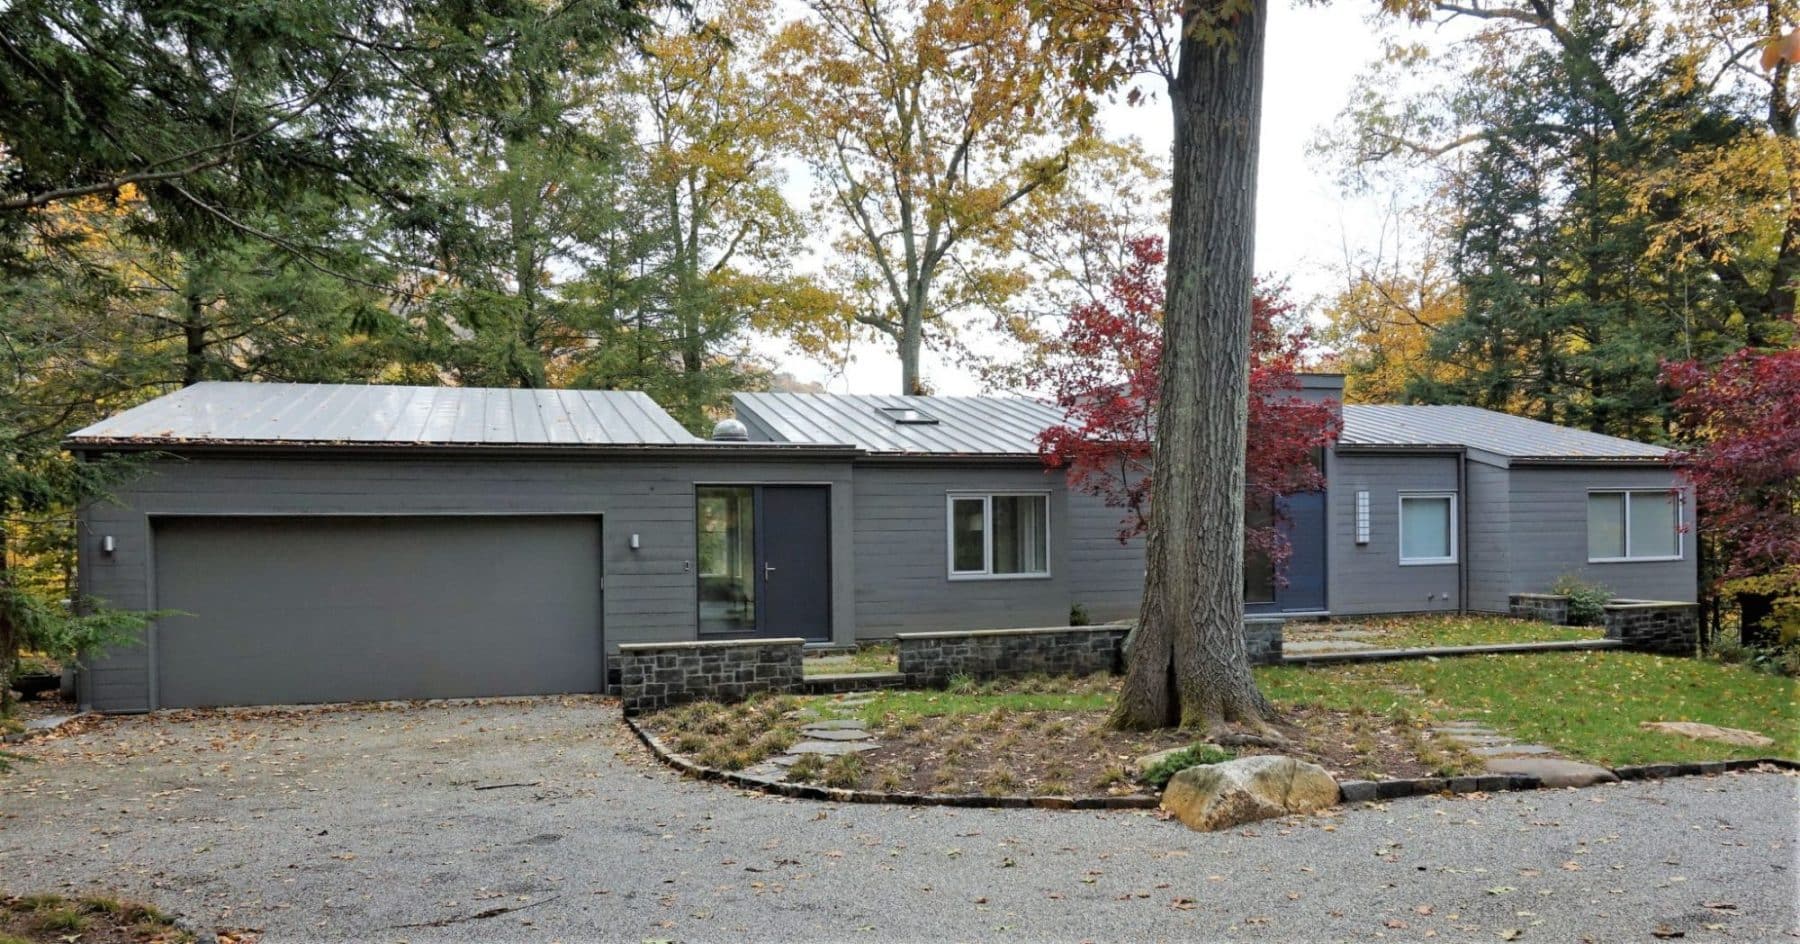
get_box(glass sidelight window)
[948,493,1049,579]
[696,486,756,633]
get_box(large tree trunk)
[1111,0,1272,731]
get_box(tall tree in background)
[1319,200,1465,403]
[1036,237,1339,576]
[769,0,1090,394]
[1321,0,1797,438]
[1035,0,1279,729]
[611,0,847,425]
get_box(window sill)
[947,572,1054,582]
[1399,558,1458,566]
[1587,556,1683,564]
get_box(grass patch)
[1290,614,1600,649]
[1257,650,1798,766]
[0,893,193,944]
[802,643,897,677]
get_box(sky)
[760,1,1436,398]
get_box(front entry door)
[760,486,832,640]
[696,484,831,641]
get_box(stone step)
[800,672,906,695]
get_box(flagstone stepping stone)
[1441,733,1512,746]
[1470,743,1556,757]
[787,739,880,755]
[801,719,868,731]
[1639,720,1774,748]
[1484,757,1618,788]
[799,728,871,741]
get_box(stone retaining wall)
[896,625,1130,688]
[1509,593,1571,626]
[1245,618,1285,666]
[616,637,804,714]
[1602,601,1701,656]
[896,619,1286,687]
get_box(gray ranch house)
[65,377,1692,712]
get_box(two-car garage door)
[151,516,603,709]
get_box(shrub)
[1069,603,1091,626]
[1141,744,1235,789]
[1552,574,1613,626]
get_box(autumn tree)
[1664,349,1800,646]
[1032,0,1280,729]
[1320,0,1797,437]
[1319,200,1467,404]
[768,0,1094,394]
[1036,238,1340,582]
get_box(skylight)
[877,406,938,425]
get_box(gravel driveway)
[1,698,1794,943]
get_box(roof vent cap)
[711,418,750,442]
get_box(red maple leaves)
[1035,236,1340,576]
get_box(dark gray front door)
[757,486,832,641]
[152,515,604,708]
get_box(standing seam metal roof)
[65,382,701,447]
[732,392,1064,455]
[1339,404,1668,460]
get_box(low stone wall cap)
[617,637,808,652]
[895,624,1130,640]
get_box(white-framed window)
[1398,492,1457,565]
[1587,489,1682,562]
[947,492,1050,579]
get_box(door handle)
[764,562,777,580]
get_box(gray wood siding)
[77,453,858,712]
[1066,487,1146,623]
[850,464,1077,637]
[1505,465,1696,602]
[1327,453,1461,615]
[1464,461,1513,613]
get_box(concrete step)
[1280,638,1623,666]
[800,671,906,695]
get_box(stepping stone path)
[1282,629,1386,655]
[734,695,889,781]
[1435,720,1559,758]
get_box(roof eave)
[63,438,863,461]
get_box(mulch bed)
[636,680,1469,799]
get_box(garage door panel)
[153,516,603,708]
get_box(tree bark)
[1111,0,1272,730]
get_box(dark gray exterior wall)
[1066,487,1145,623]
[1326,451,1462,615]
[1504,464,1696,603]
[76,452,858,712]
[850,463,1068,638]
[1463,460,1514,613]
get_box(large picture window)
[1588,490,1681,562]
[947,493,1049,579]
[1398,492,1457,565]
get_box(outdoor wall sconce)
[101,535,116,555]
[629,533,641,551]
[1354,491,1371,545]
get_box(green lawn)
[1288,614,1602,649]
[801,642,898,677]
[1258,651,1798,766]
[810,674,1117,724]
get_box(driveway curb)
[1339,757,1798,803]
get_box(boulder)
[1640,721,1774,748]
[1160,755,1339,832]
[1483,757,1618,788]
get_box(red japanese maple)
[1662,349,1800,583]
[1035,236,1341,576]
